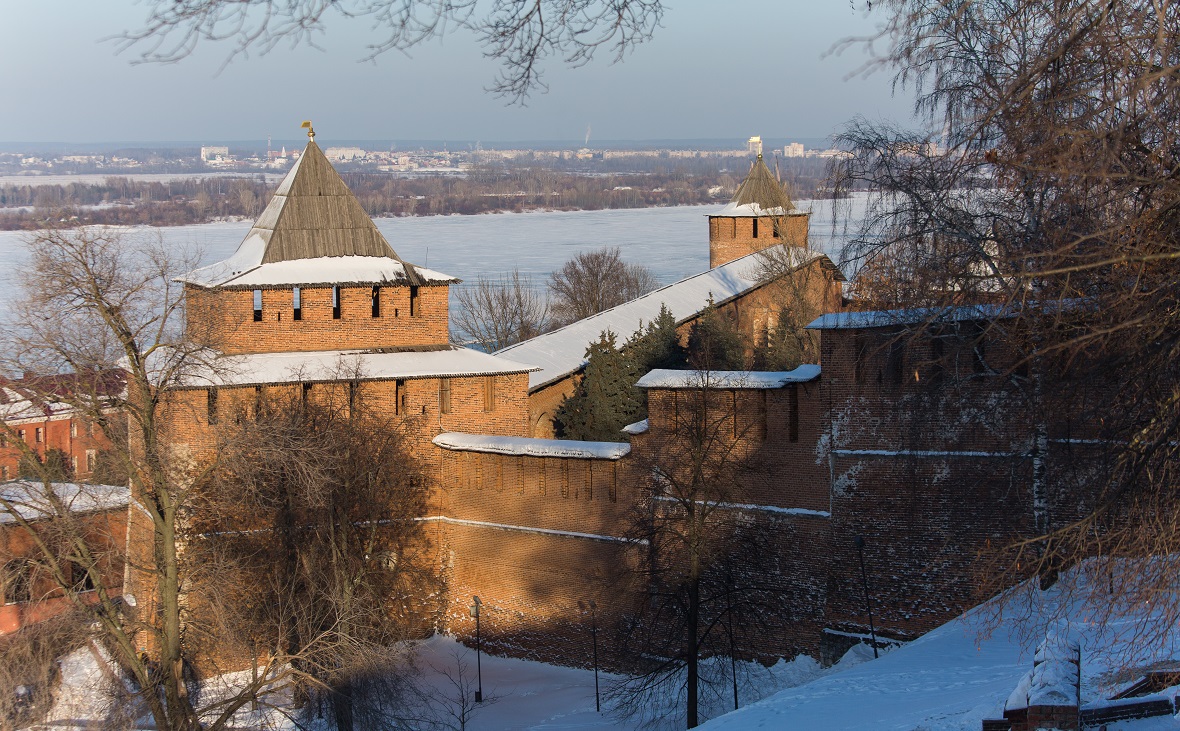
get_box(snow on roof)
[179,255,458,289]
[495,245,831,391]
[621,418,649,435]
[177,347,537,389]
[433,432,630,460]
[0,481,130,524]
[636,365,821,390]
[710,201,801,218]
[806,303,1015,330]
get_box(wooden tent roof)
[178,139,451,288]
[713,154,796,217]
[252,141,419,279]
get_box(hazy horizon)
[1,2,918,145]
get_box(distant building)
[784,142,805,158]
[200,146,230,163]
[747,135,763,156]
[324,146,366,162]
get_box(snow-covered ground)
[698,571,1180,731]
[38,569,1180,731]
[37,635,852,730]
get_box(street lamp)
[580,600,601,712]
[853,536,879,659]
[470,596,483,702]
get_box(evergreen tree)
[627,304,688,373]
[686,301,746,371]
[554,331,643,442]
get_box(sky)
[0,0,918,145]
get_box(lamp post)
[580,600,601,712]
[853,536,879,658]
[470,596,483,702]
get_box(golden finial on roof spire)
[301,120,315,141]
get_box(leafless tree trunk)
[610,370,777,729]
[190,387,437,730]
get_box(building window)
[1,466,8,480]
[772,218,780,238]
[302,383,313,408]
[395,379,406,416]
[3,559,31,604]
[0,434,6,448]
[348,381,358,415]
[86,449,96,473]
[788,384,799,443]
[17,430,25,442]
[71,455,78,473]
[253,289,263,322]
[70,422,77,438]
[409,285,420,316]
[293,287,302,321]
[254,385,264,418]
[372,286,381,317]
[752,218,759,238]
[482,377,495,412]
[332,286,342,319]
[35,427,43,444]
[207,389,218,425]
[439,378,452,414]
[886,338,906,386]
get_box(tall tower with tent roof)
[707,153,810,268]
[179,125,460,355]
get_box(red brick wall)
[708,213,810,268]
[186,283,451,354]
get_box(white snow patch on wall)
[433,432,630,460]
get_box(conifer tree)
[554,331,642,442]
[627,304,688,374]
[686,302,745,371]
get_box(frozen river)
[0,197,866,310]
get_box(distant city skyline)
[1,1,918,145]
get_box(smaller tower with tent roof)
[707,152,810,268]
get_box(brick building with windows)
[0,374,121,483]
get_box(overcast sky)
[0,1,917,145]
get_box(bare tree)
[451,268,550,352]
[189,389,436,731]
[833,1,1180,651]
[548,247,658,326]
[0,226,234,730]
[117,0,664,101]
[611,370,778,729]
